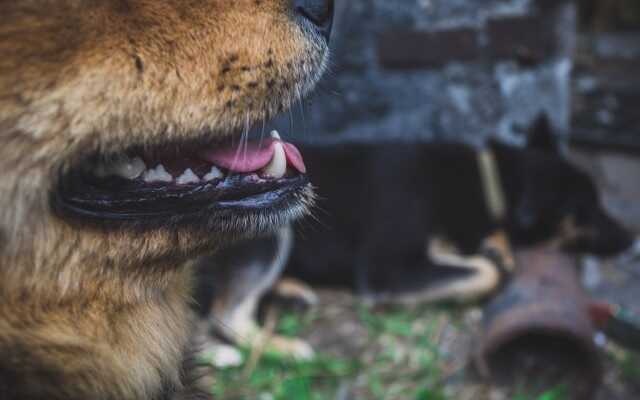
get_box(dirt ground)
[298,279,639,400]
[200,266,640,400]
[200,249,640,400]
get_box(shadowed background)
[206,2,640,399]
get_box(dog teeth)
[262,141,287,179]
[176,168,200,185]
[203,166,224,182]
[117,157,146,180]
[143,164,173,183]
[270,130,281,140]
[96,156,146,180]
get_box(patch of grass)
[205,311,357,400]
[512,386,568,400]
[206,285,640,400]
[209,351,358,400]
[415,387,448,400]
[356,304,453,400]
[276,310,317,338]
[358,305,415,337]
[609,345,640,382]
[620,353,640,381]
[207,306,462,400]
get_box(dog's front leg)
[204,226,314,361]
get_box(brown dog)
[0,1,333,399]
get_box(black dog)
[197,117,634,357]
[286,118,633,297]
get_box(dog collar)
[477,149,507,223]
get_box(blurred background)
[207,1,640,399]
[271,0,640,250]
[275,0,639,147]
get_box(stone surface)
[570,147,640,319]
[571,32,640,151]
[274,0,576,146]
[570,149,640,233]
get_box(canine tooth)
[203,166,224,182]
[270,130,281,140]
[262,141,287,179]
[143,165,173,183]
[176,168,200,185]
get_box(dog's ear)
[526,114,558,152]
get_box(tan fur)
[379,237,503,305]
[0,1,327,399]
[353,236,503,307]
[208,227,315,360]
[273,277,319,306]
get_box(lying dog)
[0,1,334,399]
[199,117,634,356]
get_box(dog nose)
[294,0,334,42]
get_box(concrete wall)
[275,0,577,146]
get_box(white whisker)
[288,109,294,138]
[231,113,251,172]
[298,98,306,138]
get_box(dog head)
[502,117,633,256]
[0,1,332,292]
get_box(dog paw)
[267,336,315,361]
[272,278,319,307]
[199,342,244,369]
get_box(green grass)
[206,351,358,400]
[199,309,356,399]
[360,305,451,399]
[608,345,640,382]
[204,305,581,400]
[203,306,453,399]
[620,353,640,381]
[275,310,317,338]
[512,386,568,400]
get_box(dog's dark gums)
[0,1,332,399]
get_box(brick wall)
[572,1,640,152]
[275,0,577,145]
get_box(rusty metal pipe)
[475,245,601,399]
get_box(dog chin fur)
[0,1,326,399]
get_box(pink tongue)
[202,138,306,174]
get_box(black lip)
[53,171,310,224]
[296,9,333,43]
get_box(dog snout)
[294,0,334,42]
[566,210,635,256]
